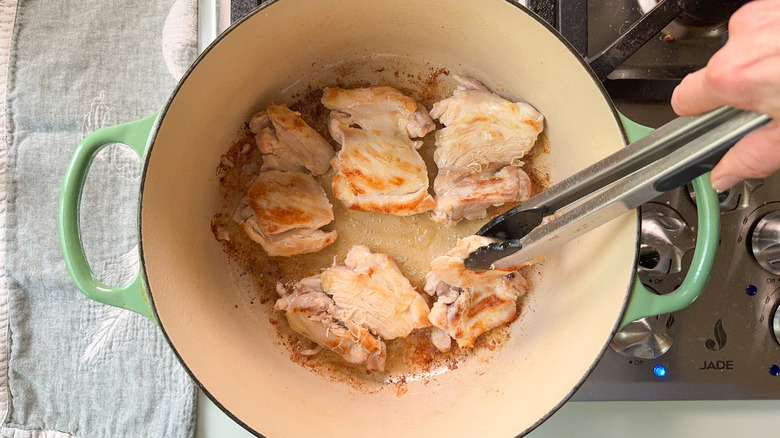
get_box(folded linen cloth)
[0,1,198,437]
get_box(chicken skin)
[429,75,544,225]
[424,236,530,351]
[322,86,436,215]
[234,170,336,257]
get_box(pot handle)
[57,114,158,320]
[617,114,720,329]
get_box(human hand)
[671,0,780,191]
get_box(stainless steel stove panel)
[574,175,780,400]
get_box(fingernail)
[711,175,741,191]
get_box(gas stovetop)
[574,175,780,401]
[220,0,780,402]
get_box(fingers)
[710,120,780,191]
[670,69,727,116]
[670,0,780,190]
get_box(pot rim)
[137,1,640,436]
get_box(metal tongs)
[465,107,772,271]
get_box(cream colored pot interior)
[140,0,636,436]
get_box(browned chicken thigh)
[433,165,533,223]
[249,103,334,175]
[321,245,430,339]
[275,276,387,371]
[236,103,337,257]
[429,75,544,225]
[233,170,337,257]
[424,235,530,351]
[275,245,430,371]
[322,86,437,215]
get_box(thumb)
[710,120,780,191]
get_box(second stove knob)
[773,304,780,347]
[751,211,780,275]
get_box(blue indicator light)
[769,364,780,376]
[653,365,667,377]
[746,285,758,296]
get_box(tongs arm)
[476,106,744,240]
[466,108,771,271]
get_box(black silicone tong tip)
[464,241,524,271]
[476,206,546,240]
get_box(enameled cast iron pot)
[58,0,721,436]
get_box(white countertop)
[195,389,780,437]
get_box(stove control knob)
[751,211,780,275]
[610,315,673,359]
[773,304,780,346]
[638,212,694,277]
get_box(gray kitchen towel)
[0,0,198,437]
